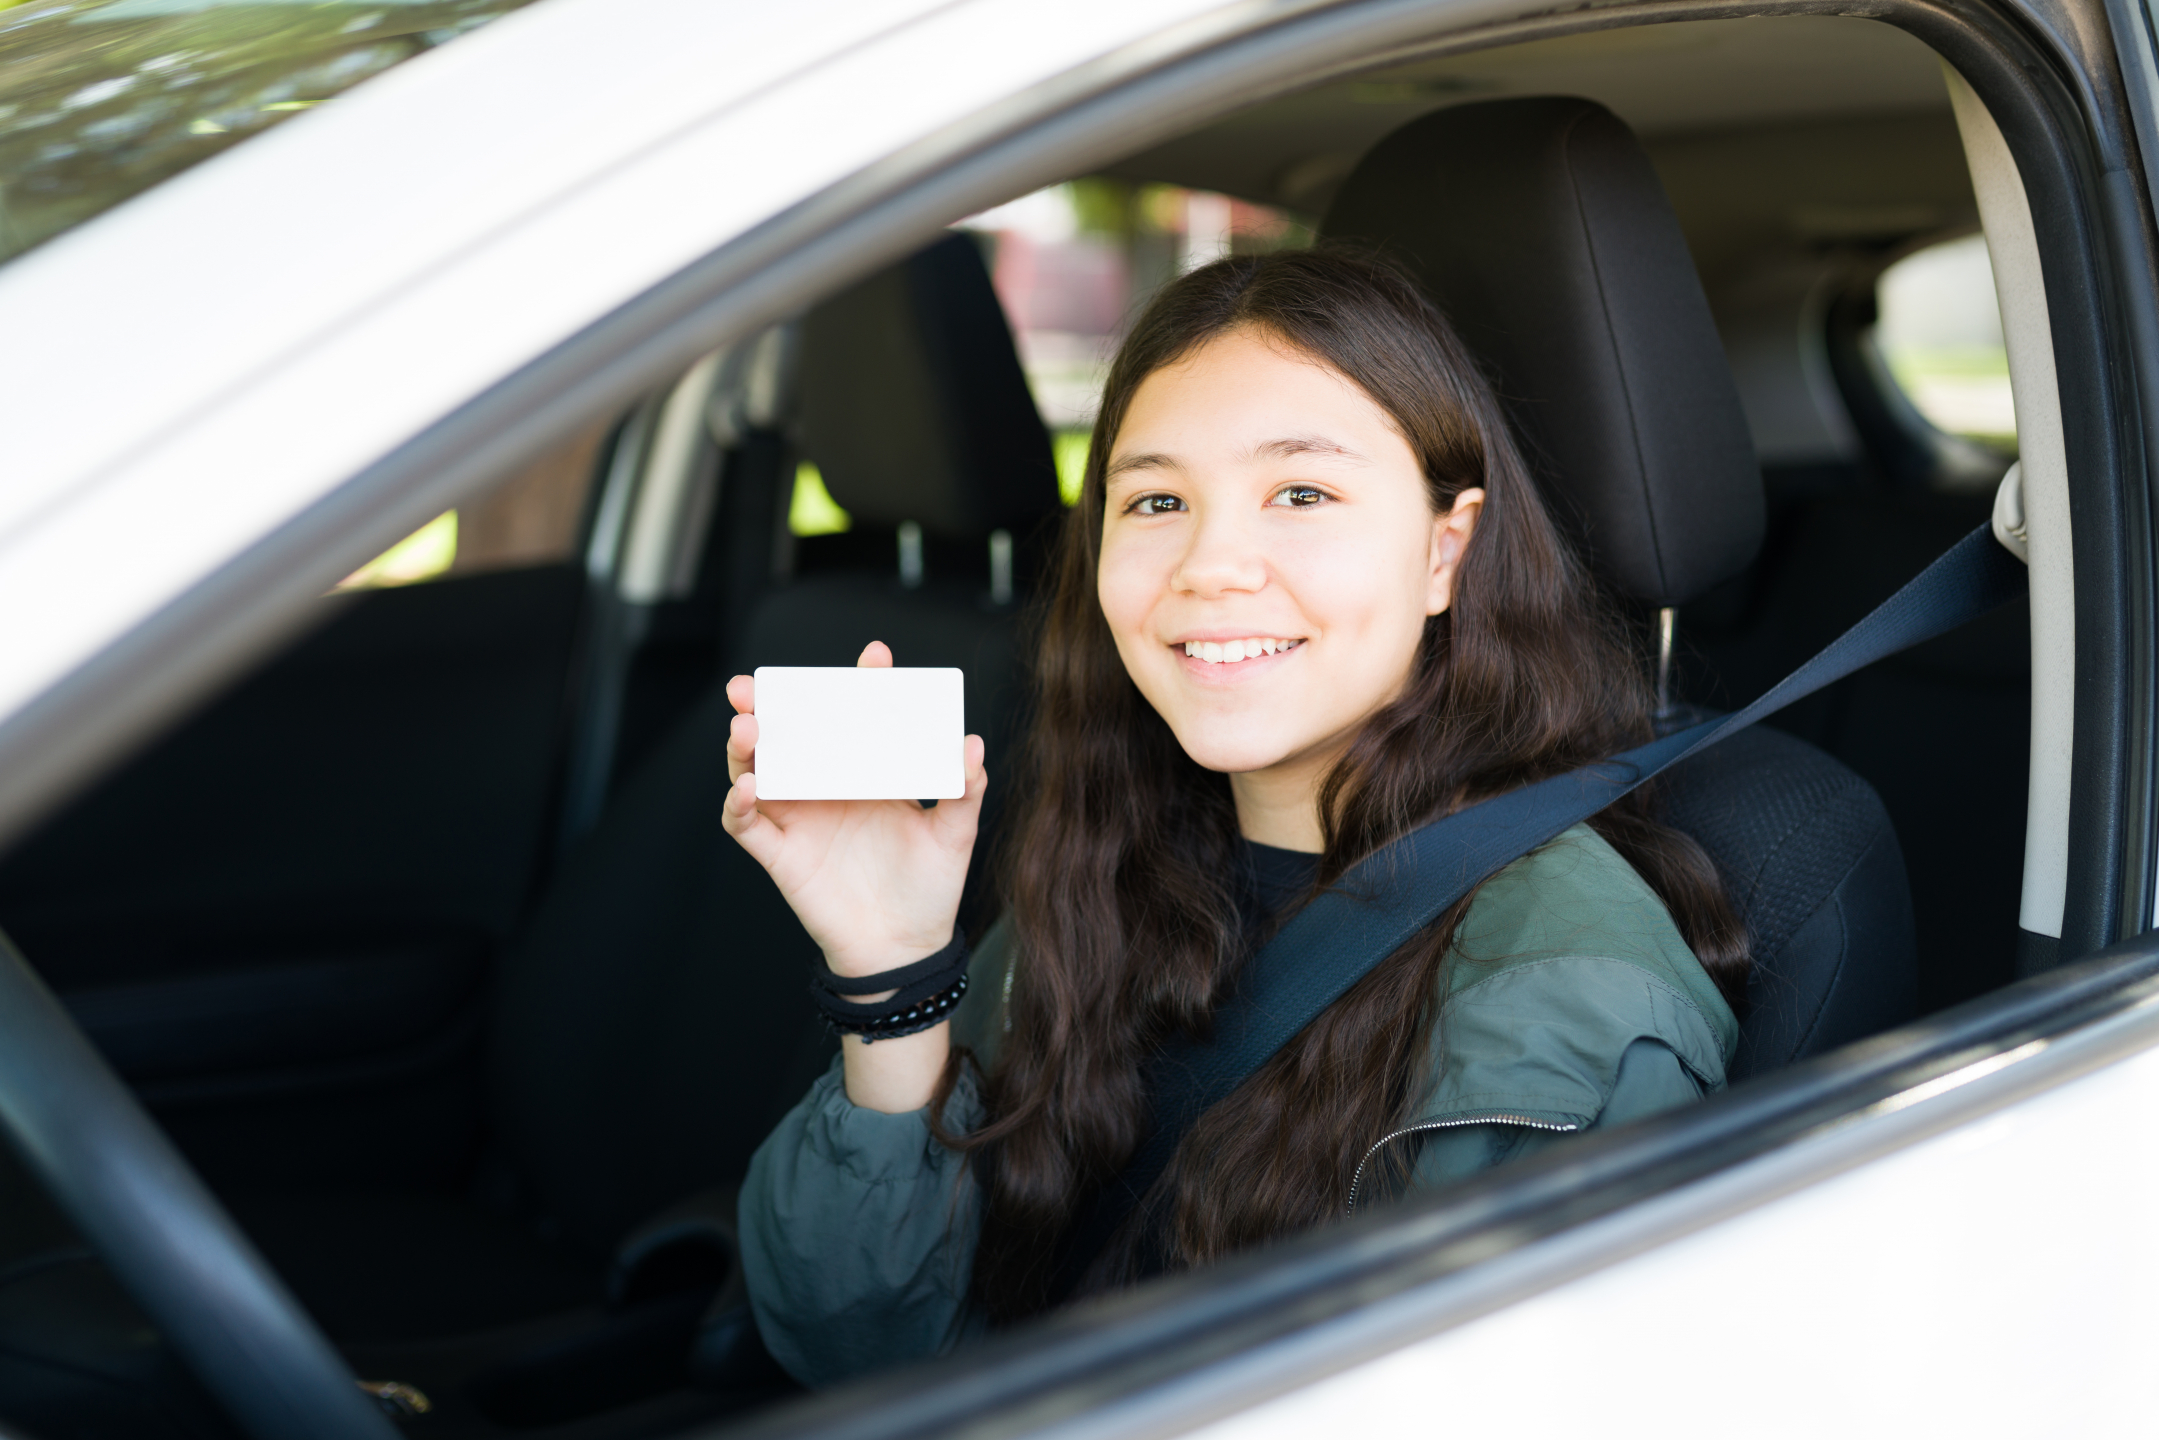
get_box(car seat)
[1323,97,1920,1076]
[489,230,1061,1253]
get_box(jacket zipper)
[1346,1115,1580,1213]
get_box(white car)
[0,0,2153,1436]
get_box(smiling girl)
[724,248,1746,1386]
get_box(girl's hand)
[721,641,989,979]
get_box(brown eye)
[1274,485,1327,508]
[1129,493,1184,516]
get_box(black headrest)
[795,232,1062,540]
[1322,97,1763,607]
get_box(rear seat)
[489,230,1062,1256]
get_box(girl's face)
[1098,326,1482,821]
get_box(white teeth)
[1182,638,1300,665]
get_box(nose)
[1170,503,1268,599]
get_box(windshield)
[0,0,539,267]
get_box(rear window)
[0,0,538,267]
[1874,232,2016,452]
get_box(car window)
[0,0,539,268]
[1873,232,2016,453]
[785,180,1309,535]
[338,418,606,590]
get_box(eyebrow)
[1247,434,1369,464]
[1104,435,1368,484]
[1104,451,1178,482]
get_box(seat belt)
[1059,523,2028,1287]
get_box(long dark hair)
[939,246,1745,1323]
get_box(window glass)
[1873,233,2016,451]
[0,0,540,268]
[337,418,606,590]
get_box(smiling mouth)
[1179,637,1304,665]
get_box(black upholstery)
[488,689,831,1254]
[1661,728,1916,1079]
[494,232,1058,1254]
[1325,98,1918,1068]
[1324,97,1763,607]
[797,231,1061,537]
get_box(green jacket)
[740,825,1738,1387]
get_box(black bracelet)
[829,973,970,1042]
[812,931,970,1041]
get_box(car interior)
[0,13,2049,1440]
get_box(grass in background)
[1883,344,2012,381]
[1053,430,1090,505]
[790,464,852,536]
[339,511,457,590]
[1881,344,2017,451]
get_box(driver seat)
[1323,97,1919,1072]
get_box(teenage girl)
[721,247,1746,1386]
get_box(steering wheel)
[0,932,398,1440]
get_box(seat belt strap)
[1063,523,2027,1284]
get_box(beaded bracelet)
[811,931,970,1041]
[830,973,969,1042]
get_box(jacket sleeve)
[738,1057,985,1388]
[1410,1035,1707,1188]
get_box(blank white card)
[752,667,965,800]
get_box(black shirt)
[1239,837,1320,936]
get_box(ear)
[1425,488,1486,615]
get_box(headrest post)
[1655,606,1677,718]
[988,529,1013,606]
[898,522,925,589]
